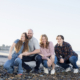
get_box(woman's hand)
[8,54,12,60]
[47,58,52,67]
[18,54,23,59]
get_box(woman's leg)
[42,60,49,74]
[69,56,78,69]
[4,59,14,73]
[14,58,23,74]
[50,55,55,74]
[42,60,48,68]
[50,55,55,69]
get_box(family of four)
[3,29,79,75]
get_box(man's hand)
[18,54,23,59]
[60,58,64,63]
[8,54,12,60]
[21,52,30,57]
[39,54,44,57]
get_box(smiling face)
[21,33,26,42]
[27,29,33,39]
[41,36,47,44]
[57,36,64,45]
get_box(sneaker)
[32,69,39,73]
[73,69,79,73]
[43,67,49,74]
[26,68,33,73]
[51,69,55,75]
[65,67,71,72]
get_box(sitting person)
[39,34,55,74]
[19,29,42,73]
[55,35,79,73]
[3,32,29,75]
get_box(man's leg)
[55,56,70,69]
[69,56,78,69]
[33,54,42,71]
[22,56,33,70]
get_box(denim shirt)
[12,39,24,58]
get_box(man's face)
[57,37,63,45]
[27,30,33,39]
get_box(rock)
[40,75,43,77]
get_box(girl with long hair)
[3,32,29,75]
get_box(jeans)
[4,54,23,74]
[55,56,78,69]
[22,54,42,70]
[42,56,57,68]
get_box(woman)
[3,32,29,75]
[39,34,55,74]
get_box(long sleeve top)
[55,41,78,61]
[40,41,55,59]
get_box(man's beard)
[28,36,32,39]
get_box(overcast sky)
[0,0,80,51]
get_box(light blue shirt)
[12,39,24,58]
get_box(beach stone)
[40,75,43,77]
[0,66,80,80]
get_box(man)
[55,35,78,73]
[18,29,42,73]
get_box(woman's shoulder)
[14,39,20,44]
[49,41,54,45]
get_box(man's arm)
[22,38,40,56]
[22,49,40,56]
[64,44,73,61]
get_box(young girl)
[4,32,29,75]
[39,34,55,74]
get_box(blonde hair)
[40,34,49,49]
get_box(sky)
[0,0,80,51]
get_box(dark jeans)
[22,54,42,70]
[55,56,78,69]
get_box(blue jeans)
[55,56,78,69]
[42,56,57,68]
[4,57,23,74]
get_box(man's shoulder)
[32,37,38,42]
[64,41,71,46]
[55,44,58,48]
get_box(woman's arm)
[45,42,55,57]
[8,43,16,60]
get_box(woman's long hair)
[15,32,29,53]
[40,34,49,49]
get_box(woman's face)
[21,34,25,42]
[57,37,63,44]
[41,37,47,44]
